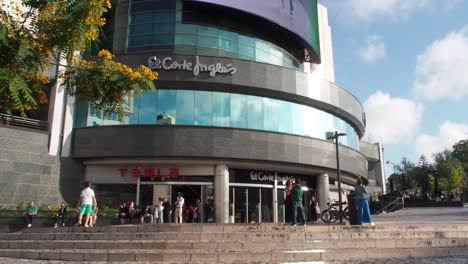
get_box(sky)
[319,0,468,177]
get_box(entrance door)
[230,186,273,223]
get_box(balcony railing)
[0,113,48,131]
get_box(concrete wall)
[0,126,84,209]
[72,125,368,178]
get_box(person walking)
[25,200,38,228]
[54,202,67,228]
[75,181,97,227]
[290,178,306,226]
[175,192,184,223]
[354,178,374,225]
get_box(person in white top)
[175,192,184,223]
[75,181,97,227]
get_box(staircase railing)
[374,196,404,215]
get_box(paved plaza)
[372,206,468,224]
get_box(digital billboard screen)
[188,0,320,60]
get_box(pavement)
[372,207,468,224]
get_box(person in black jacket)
[54,202,68,228]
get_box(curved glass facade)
[127,0,301,69]
[74,90,359,150]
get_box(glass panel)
[263,98,280,131]
[152,11,175,22]
[157,90,176,124]
[175,34,196,46]
[278,101,292,133]
[129,35,153,46]
[153,34,174,45]
[234,187,247,223]
[132,13,153,24]
[197,36,217,49]
[87,106,103,126]
[246,95,263,130]
[152,23,174,34]
[218,39,237,53]
[230,94,247,128]
[291,103,304,136]
[197,25,218,37]
[248,188,260,224]
[213,92,230,127]
[128,96,140,124]
[238,44,255,58]
[255,48,270,63]
[176,23,197,34]
[218,30,237,41]
[175,90,194,125]
[130,24,152,35]
[138,90,158,124]
[261,188,273,222]
[194,91,213,126]
[238,35,255,46]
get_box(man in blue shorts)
[75,181,97,227]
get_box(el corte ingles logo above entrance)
[148,55,237,77]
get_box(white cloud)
[359,35,386,63]
[413,25,468,101]
[342,0,429,22]
[337,0,463,23]
[363,91,424,144]
[415,121,468,160]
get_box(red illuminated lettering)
[131,168,141,178]
[144,168,155,178]
[118,168,128,177]
[156,168,165,178]
[169,168,179,177]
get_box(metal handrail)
[0,113,48,131]
[374,197,404,215]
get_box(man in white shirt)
[75,181,97,227]
[175,192,184,223]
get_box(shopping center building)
[0,0,385,223]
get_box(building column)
[214,165,229,224]
[317,174,330,213]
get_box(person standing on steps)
[284,179,293,224]
[290,178,306,226]
[354,178,374,225]
[75,181,97,227]
[175,192,185,223]
[25,200,38,228]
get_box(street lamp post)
[327,131,347,224]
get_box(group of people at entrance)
[118,192,202,224]
[283,177,373,226]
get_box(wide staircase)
[0,223,467,263]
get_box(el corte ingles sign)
[148,55,237,77]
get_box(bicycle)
[321,199,350,223]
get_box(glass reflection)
[194,91,212,126]
[77,89,360,150]
[213,92,230,127]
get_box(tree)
[434,150,464,193]
[451,139,468,201]
[412,155,433,194]
[0,0,157,118]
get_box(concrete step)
[3,230,468,241]
[0,247,467,262]
[19,223,468,234]
[1,238,468,250]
